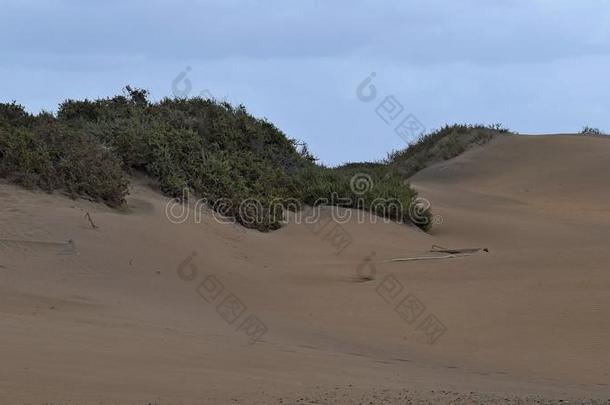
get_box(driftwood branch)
[85,212,99,229]
[0,238,77,256]
[383,245,488,263]
[430,245,488,254]
[383,253,475,263]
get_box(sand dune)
[1,134,609,404]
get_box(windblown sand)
[1,134,608,404]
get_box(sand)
[0,134,608,404]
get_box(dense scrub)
[0,103,127,206]
[389,124,511,178]
[0,88,433,231]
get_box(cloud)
[2,0,609,64]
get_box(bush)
[1,88,434,232]
[0,114,128,206]
[580,126,606,136]
[389,124,511,178]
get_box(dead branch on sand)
[383,253,475,263]
[430,245,489,254]
[0,238,77,256]
[85,212,99,229]
[383,245,488,263]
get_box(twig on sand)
[383,253,475,263]
[85,212,99,229]
[0,238,69,246]
[383,245,488,263]
[0,238,77,256]
[430,245,488,254]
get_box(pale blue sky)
[1,0,609,165]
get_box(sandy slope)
[0,134,609,404]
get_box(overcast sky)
[1,0,609,165]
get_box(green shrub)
[580,126,606,136]
[0,114,128,206]
[0,102,33,127]
[389,124,511,178]
[1,88,435,232]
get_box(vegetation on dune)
[388,123,511,178]
[0,88,518,233]
[0,87,434,231]
[580,126,607,136]
[0,103,127,207]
